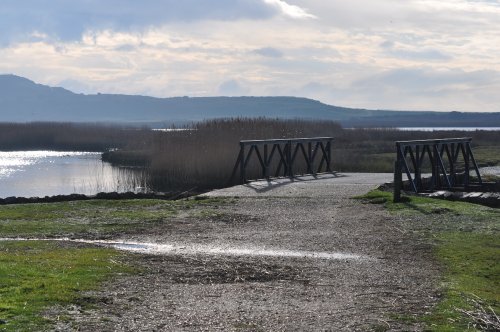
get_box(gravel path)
[48,173,440,331]
[481,166,500,176]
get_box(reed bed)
[0,122,147,151]
[1,120,499,192]
[136,118,343,190]
[107,119,500,191]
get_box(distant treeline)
[1,120,499,191]
[342,111,500,128]
[0,122,148,151]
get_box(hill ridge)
[1,74,499,127]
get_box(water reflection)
[0,151,148,198]
[0,238,369,261]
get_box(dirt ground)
[46,173,441,331]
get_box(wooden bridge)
[229,136,493,203]
[230,137,333,184]
[393,138,486,202]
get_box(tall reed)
[144,118,343,190]
[1,120,499,192]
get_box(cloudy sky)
[1,0,499,112]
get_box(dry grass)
[144,118,343,189]
[456,294,500,331]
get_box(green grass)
[427,233,499,331]
[0,197,229,238]
[473,145,500,167]
[358,190,499,221]
[357,190,500,331]
[335,144,500,173]
[0,240,133,331]
[0,197,230,330]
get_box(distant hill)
[1,74,499,127]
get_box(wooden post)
[431,144,439,190]
[394,143,402,202]
[263,144,269,179]
[464,143,470,188]
[307,142,312,174]
[239,143,246,184]
[286,140,293,177]
[326,140,332,172]
[449,144,455,187]
[415,145,421,191]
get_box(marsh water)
[0,151,148,198]
[1,148,498,199]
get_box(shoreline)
[0,189,205,205]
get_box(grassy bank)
[0,197,229,330]
[0,197,227,238]
[0,241,133,331]
[359,191,500,331]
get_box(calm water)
[0,151,148,198]
[397,127,500,131]
[346,127,500,131]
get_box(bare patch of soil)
[141,255,306,284]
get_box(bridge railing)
[393,137,483,202]
[229,137,334,184]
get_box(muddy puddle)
[0,238,369,261]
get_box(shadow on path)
[242,172,346,193]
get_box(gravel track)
[47,173,440,331]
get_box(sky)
[0,0,499,112]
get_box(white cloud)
[0,0,315,44]
[342,68,500,111]
[263,0,317,19]
[380,41,451,61]
[1,0,499,112]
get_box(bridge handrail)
[240,137,334,145]
[396,137,472,146]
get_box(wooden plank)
[240,137,334,146]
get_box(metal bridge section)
[230,137,334,184]
[393,138,483,202]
